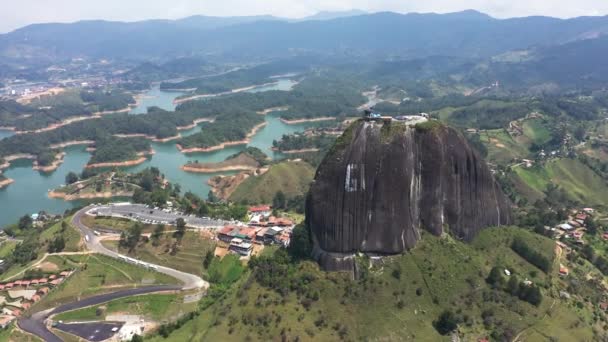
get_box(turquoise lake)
[0,79,310,227]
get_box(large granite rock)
[306,120,511,271]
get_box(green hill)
[512,158,608,206]
[146,227,598,341]
[229,160,315,204]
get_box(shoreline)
[112,133,182,143]
[276,148,320,154]
[32,152,66,173]
[48,189,134,201]
[176,122,267,153]
[280,117,336,125]
[12,107,130,135]
[181,164,258,173]
[85,150,154,169]
[176,118,215,131]
[0,178,14,189]
[257,106,289,115]
[49,140,95,149]
[173,82,278,104]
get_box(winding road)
[18,205,210,341]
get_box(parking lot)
[56,322,124,341]
[89,203,231,229]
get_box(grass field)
[0,218,83,282]
[34,253,180,311]
[513,158,608,205]
[521,119,552,146]
[80,215,157,233]
[53,293,198,323]
[229,161,315,204]
[145,227,586,342]
[102,230,216,276]
[0,326,42,342]
[479,129,528,164]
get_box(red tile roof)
[249,205,271,213]
[38,278,48,284]
[60,271,70,277]
[50,278,63,286]
[31,295,41,302]
[38,287,50,295]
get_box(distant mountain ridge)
[1,10,608,63]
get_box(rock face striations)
[306,120,512,271]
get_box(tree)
[486,266,504,288]
[584,216,598,235]
[65,171,79,185]
[18,215,33,230]
[273,191,287,210]
[174,218,186,240]
[48,236,66,253]
[506,275,519,296]
[151,224,164,246]
[203,250,214,269]
[434,310,458,335]
[287,224,312,260]
[120,223,142,252]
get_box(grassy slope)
[0,218,82,281]
[513,158,608,205]
[53,293,198,323]
[147,227,593,342]
[229,161,315,204]
[102,231,216,276]
[33,253,180,311]
[479,129,528,164]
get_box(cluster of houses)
[216,205,294,257]
[0,270,73,329]
[551,208,595,244]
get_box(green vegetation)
[229,161,315,208]
[53,293,198,323]
[0,89,134,131]
[273,133,335,152]
[207,254,244,285]
[35,253,179,310]
[163,59,309,94]
[512,158,608,205]
[0,217,82,280]
[102,230,215,276]
[177,112,264,149]
[88,136,151,164]
[149,227,578,341]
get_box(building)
[248,205,272,217]
[558,223,574,231]
[218,226,239,243]
[229,239,253,256]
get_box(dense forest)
[177,112,265,149]
[273,133,336,152]
[162,58,314,94]
[0,90,134,131]
[88,137,151,164]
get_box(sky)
[1,0,608,33]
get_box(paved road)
[74,206,208,290]
[19,204,211,341]
[19,286,181,342]
[91,203,230,228]
[55,321,123,342]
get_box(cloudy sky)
[2,0,608,33]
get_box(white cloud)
[1,0,608,33]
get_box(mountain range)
[2,10,608,63]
